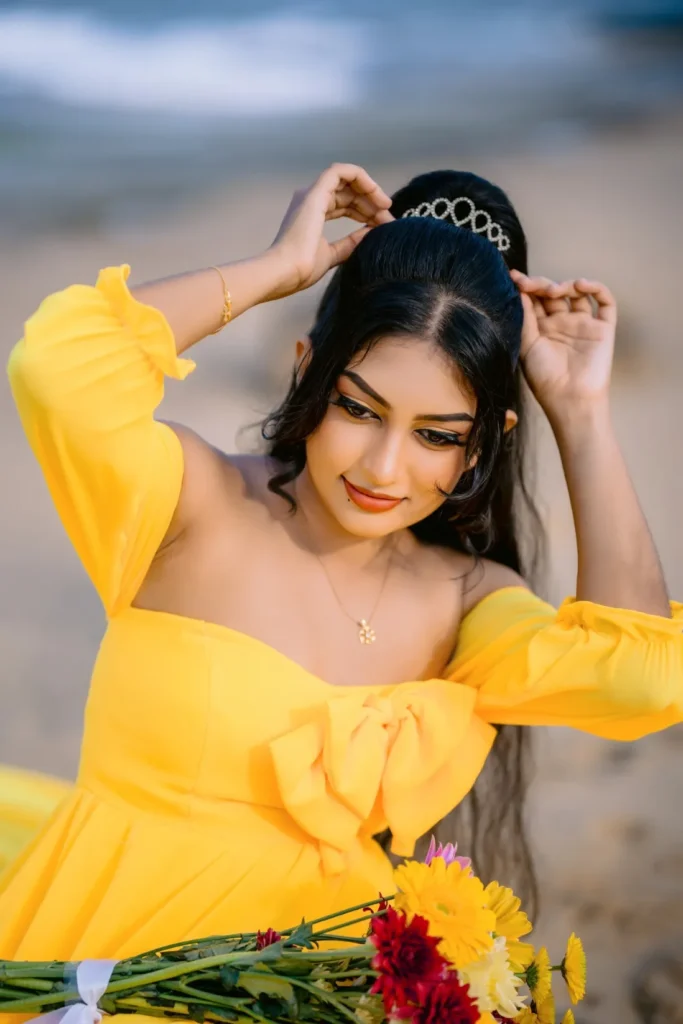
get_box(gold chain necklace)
[306,534,396,646]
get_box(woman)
[0,163,681,971]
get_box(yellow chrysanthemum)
[526,947,552,1004]
[561,1012,575,1024]
[514,1010,537,1024]
[535,990,556,1024]
[514,992,555,1024]
[485,881,532,939]
[459,936,527,1019]
[512,940,536,971]
[561,933,586,1004]
[393,858,495,968]
[485,880,534,970]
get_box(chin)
[327,496,405,538]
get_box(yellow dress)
[1,266,682,968]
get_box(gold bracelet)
[209,265,233,334]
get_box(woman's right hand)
[267,164,394,298]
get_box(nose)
[361,428,405,490]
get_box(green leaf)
[220,967,240,991]
[256,993,289,1018]
[268,959,315,978]
[201,942,244,959]
[238,968,295,1007]
[286,922,314,949]
[210,1009,240,1022]
[254,943,282,963]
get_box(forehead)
[346,335,475,413]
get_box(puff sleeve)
[7,265,195,617]
[447,587,683,741]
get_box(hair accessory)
[401,197,511,253]
[209,265,233,334]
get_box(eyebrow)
[341,370,475,424]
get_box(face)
[303,335,487,540]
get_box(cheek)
[410,446,468,499]
[306,413,369,479]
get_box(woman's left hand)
[510,270,617,421]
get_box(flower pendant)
[358,619,376,645]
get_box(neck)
[292,468,396,570]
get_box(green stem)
[282,895,395,934]
[313,914,376,936]
[310,933,370,946]
[135,934,253,958]
[315,970,379,980]
[0,965,67,981]
[0,941,376,1016]
[285,978,359,1023]
[0,950,258,1015]
[0,978,56,992]
[279,943,375,961]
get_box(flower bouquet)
[0,840,586,1024]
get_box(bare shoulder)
[461,557,528,616]
[414,541,528,617]
[160,422,272,546]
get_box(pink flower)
[424,836,471,871]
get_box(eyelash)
[332,395,467,449]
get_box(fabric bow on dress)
[269,681,497,874]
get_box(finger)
[346,194,394,225]
[570,293,594,314]
[531,297,546,322]
[575,279,618,324]
[328,185,394,226]
[541,280,578,314]
[327,185,356,212]
[329,226,372,267]
[518,292,538,356]
[329,199,393,228]
[326,205,372,225]
[514,275,558,294]
[543,298,571,314]
[320,163,393,207]
[329,186,377,218]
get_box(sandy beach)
[1,107,682,1022]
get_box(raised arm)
[447,273,681,742]
[131,163,393,355]
[7,165,393,615]
[511,270,670,616]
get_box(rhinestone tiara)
[401,197,511,253]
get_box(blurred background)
[1,0,683,1020]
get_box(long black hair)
[263,170,543,912]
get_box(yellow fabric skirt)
[0,765,70,879]
[0,763,387,1024]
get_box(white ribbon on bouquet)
[37,960,119,1024]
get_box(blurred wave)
[0,0,682,236]
[0,9,366,114]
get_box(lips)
[342,477,403,513]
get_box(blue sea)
[1,0,682,235]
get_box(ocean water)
[1,0,682,234]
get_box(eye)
[332,395,378,421]
[416,428,467,449]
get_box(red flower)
[256,927,282,950]
[391,973,480,1024]
[369,907,447,1012]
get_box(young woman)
[0,163,680,976]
